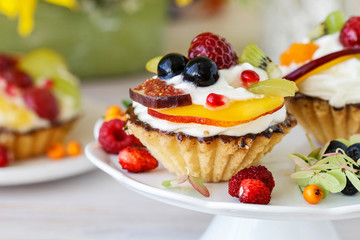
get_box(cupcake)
[125,32,297,182]
[280,11,360,144]
[0,49,81,160]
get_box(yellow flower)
[0,0,78,37]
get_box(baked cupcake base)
[286,93,360,145]
[125,107,297,182]
[0,118,78,160]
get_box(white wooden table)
[0,76,359,240]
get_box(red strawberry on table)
[118,147,158,173]
[239,179,271,205]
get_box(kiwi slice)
[247,79,298,97]
[239,43,282,79]
[308,11,346,41]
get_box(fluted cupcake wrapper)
[0,119,77,160]
[125,116,296,183]
[286,96,360,145]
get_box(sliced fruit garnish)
[239,43,282,79]
[18,49,81,109]
[284,48,360,84]
[145,56,162,74]
[247,79,298,97]
[148,96,284,127]
[0,95,33,128]
[129,78,192,109]
[280,42,319,67]
[308,11,346,41]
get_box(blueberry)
[183,56,219,87]
[324,140,347,155]
[157,53,188,80]
[345,143,360,170]
[341,178,358,196]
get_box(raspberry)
[228,165,275,198]
[188,32,238,69]
[118,147,158,173]
[239,179,271,205]
[339,16,360,48]
[98,119,137,154]
[23,87,59,121]
[0,145,12,167]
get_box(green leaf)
[297,177,311,187]
[309,175,329,199]
[293,156,312,169]
[162,175,189,187]
[318,172,340,193]
[306,134,316,151]
[311,163,341,171]
[308,148,321,160]
[326,170,347,192]
[122,99,132,109]
[336,138,350,146]
[345,171,360,192]
[188,176,210,197]
[291,171,316,179]
[288,153,310,164]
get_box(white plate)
[0,98,104,186]
[85,126,360,221]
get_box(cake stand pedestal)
[85,140,359,240]
[200,216,339,240]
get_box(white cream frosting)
[133,63,287,138]
[281,33,360,108]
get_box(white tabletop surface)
[1,75,359,240]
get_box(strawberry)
[228,165,275,198]
[118,147,158,173]
[188,32,238,70]
[239,179,271,205]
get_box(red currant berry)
[206,93,229,109]
[241,70,260,88]
[340,16,360,48]
[0,145,12,167]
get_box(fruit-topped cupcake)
[280,11,360,144]
[0,49,81,160]
[125,32,297,182]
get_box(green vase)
[0,0,168,79]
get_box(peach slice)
[148,96,284,127]
[280,42,319,67]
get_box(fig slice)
[129,78,192,109]
[284,48,360,84]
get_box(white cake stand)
[85,127,360,240]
